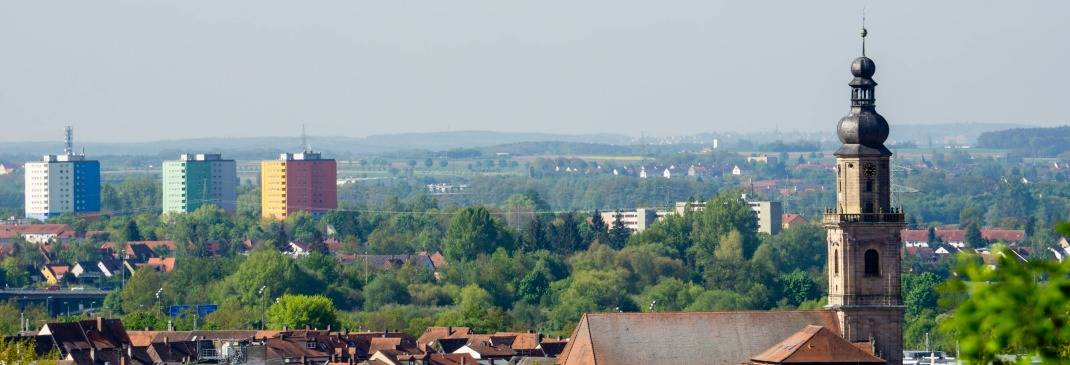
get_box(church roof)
[556,310,842,365]
[749,325,885,364]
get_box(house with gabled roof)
[41,263,70,285]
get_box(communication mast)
[64,126,74,155]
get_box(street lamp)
[155,287,164,316]
[258,286,267,330]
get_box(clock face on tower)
[863,163,877,177]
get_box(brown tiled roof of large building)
[749,325,885,364]
[557,311,842,365]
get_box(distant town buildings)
[599,209,663,232]
[747,200,782,235]
[607,198,782,234]
[162,153,238,214]
[24,127,100,220]
[746,155,778,164]
[427,183,469,194]
[261,150,337,220]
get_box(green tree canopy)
[217,250,324,306]
[442,206,509,262]
[363,274,411,311]
[267,294,338,330]
[941,246,1070,363]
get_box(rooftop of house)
[145,257,176,272]
[0,224,76,239]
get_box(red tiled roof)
[750,325,885,364]
[982,229,1026,243]
[900,229,929,242]
[781,214,806,226]
[417,327,473,351]
[146,257,176,272]
[902,228,1026,244]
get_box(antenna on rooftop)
[301,124,313,153]
[64,126,73,155]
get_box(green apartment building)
[162,153,238,214]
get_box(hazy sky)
[0,1,1066,142]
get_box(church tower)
[824,25,905,365]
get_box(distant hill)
[888,122,1033,147]
[977,125,1070,157]
[0,131,633,158]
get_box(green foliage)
[363,274,411,311]
[639,278,702,312]
[123,309,167,331]
[443,207,510,262]
[120,267,167,314]
[690,191,760,267]
[902,272,941,317]
[517,270,550,304]
[0,301,48,336]
[684,289,754,311]
[607,212,630,249]
[217,250,324,306]
[776,270,819,308]
[0,336,59,364]
[267,294,338,330]
[547,270,634,335]
[941,246,1070,363]
[435,285,511,333]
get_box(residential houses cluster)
[8,318,567,365]
[39,240,178,286]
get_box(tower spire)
[860,8,868,56]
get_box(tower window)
[865,180,873,192]
[834,250,840,276]
[864,249,880,277]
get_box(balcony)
[823,208,904,224]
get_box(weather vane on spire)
[860,8,868,56]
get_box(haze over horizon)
[1,1,1066,143]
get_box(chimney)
[163,336,169,345]
[167,320,174,331]
[97,317,104,332]
[326,324,331,332]
[283,325,288,332]
[447,326,452,335]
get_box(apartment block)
[24,128,100,220]
[261,151,337,220]
[162,153,238,214]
